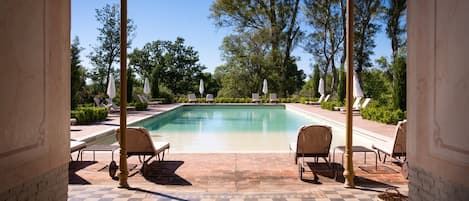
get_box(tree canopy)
[88,3,136,94]
[129,37,206,97]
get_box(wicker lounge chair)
[340,98,371,113]
[206,94,214,103]
[137,94,161,105]
[372,120,407,163]
[289,125,333,180]
[270,93,279,103]
[334,96,362,111]
[70,140,86,161]
[252,93,260,103]
[188,93,197,103]
[307,94,330,105]
[116,127,170,175]
[105,98,120,113]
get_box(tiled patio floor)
[69,152,407,200]
[69,103,408,200]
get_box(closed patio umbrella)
[353,73,364,98]
[107,75,116,100]
[318,78,325,96]
[262,79,268,95]
[143,77,151,96]
[199,79,204,98]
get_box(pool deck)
[69,103,407,200]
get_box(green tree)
[311,64,321,98]
[337,66,346,102]
[304,0,343,95]
[375,56,392,81]
[70,36,86,109]
[163,38,207,94]
[126,67,135,102]
[354,0,381,75]
[285,58,306,94]
[215,64,253,98]
[201,72,221,97]
[361,68,392,105]
[385,0,406,60]
[216,32,274,97]
[129,38,206,96]
[392,55,406,110]
[88,3,136,94]
[210,0,302,96]
[129,40,166,97]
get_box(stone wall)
[408,165,469,201]
[0,164,68,201]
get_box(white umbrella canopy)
[262,79,268,94]
[107,75,116,100]
[143,77,151,96]
[318,78,325,96]
[353,73,364,98]
[199,79,204,97]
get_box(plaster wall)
[0,0,70,199]
[408,0,469,200]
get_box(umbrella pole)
[343,0,355,188]
[118,0,129,188]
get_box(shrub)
[360,104,406,124]
[300,97,318,104]
[158,86,175,103]
[321,101,343,111]
[71,107,108,124]
[135,101,148,111]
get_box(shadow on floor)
[301,162,336,184]
[69,161,97,184]
[334,164,398,188]
[142,160,192,186]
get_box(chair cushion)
[152,141,170,154]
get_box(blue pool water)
[125,105,369,152]
[135,105,312,134]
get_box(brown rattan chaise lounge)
[70,140,86,161]
[116,127,170,174]
[372,120,407,163]
[289,125,333,180]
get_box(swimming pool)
[96,105,380,153]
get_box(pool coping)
[285,105,391,143]
[75,104,184,143]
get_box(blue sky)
[72,0,391,77]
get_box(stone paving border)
[68,185,408,201]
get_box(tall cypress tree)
[311,64,321,98]
[70,36,85,109]
[126,67,135,102]
[392,56,406,111]
[337,66,346,102]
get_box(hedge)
[299,97,318,104]
[321,101,343,111]
[135,101,148,111]
[360,104,406,124]
[71,107,108,124]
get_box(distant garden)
[71,0,406,125]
